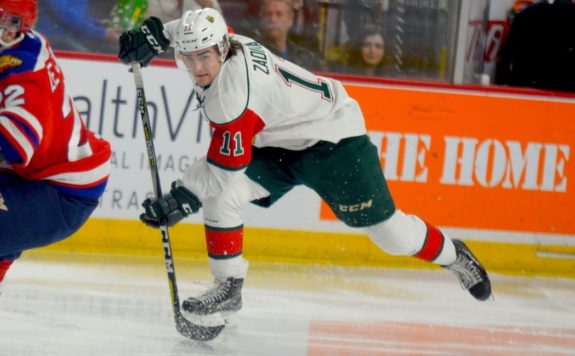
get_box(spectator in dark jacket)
[496,0,575,92]
[256,0,327,72]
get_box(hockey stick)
[131,62,224,341]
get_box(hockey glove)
[140,181,202,228]
[118,16,170,67]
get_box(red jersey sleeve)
[207,109,265,170]
[0,75,48,166]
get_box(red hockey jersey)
[0,31,111,199]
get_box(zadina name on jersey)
[0,31,111,199]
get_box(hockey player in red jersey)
[0,0,111,292]
[118,9,491,316]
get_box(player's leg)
[364,212,491,300]
[182,163,285,315]
[0,174,44,287]
[0,173,99,290]
[300,135,491,301]
[182,146,300,315]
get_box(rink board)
[44,53,575,278]
[43,218,575,278]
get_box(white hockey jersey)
[173,34,367,200]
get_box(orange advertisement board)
[321,84,574,236]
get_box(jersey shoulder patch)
[0,32,42,81]
[203,50,250,125]
[0,55,24,74]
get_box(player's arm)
[140,110,265,228]
[0,80,46,167]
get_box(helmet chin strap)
[0,29,24,50]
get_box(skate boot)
[444,240,492,301]
[182,277,244,315]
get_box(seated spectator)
[256,0,327,72]
[334,24,395,78]
[495,0,575,92]
[36,0,122,53]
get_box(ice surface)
[1,251,574,355]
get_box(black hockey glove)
[118,16,170,67]
[140,181,202,228]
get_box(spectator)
[36,0,122,53]
[338,24,395,78]
[257,0,327,71]
[495,0,575,92]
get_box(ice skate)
[444,239,492,301]
[182,277,244,315]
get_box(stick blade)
[175,313,225,341]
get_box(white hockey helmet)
[174,8,229,61]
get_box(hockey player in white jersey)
[118,9,492,316]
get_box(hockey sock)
[205,224,243,259]
[414,222,456,266]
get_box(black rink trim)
[205,224,244,231]
[208,252,242,260]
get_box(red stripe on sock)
[205,225,243,257]
[414,222,444,262]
